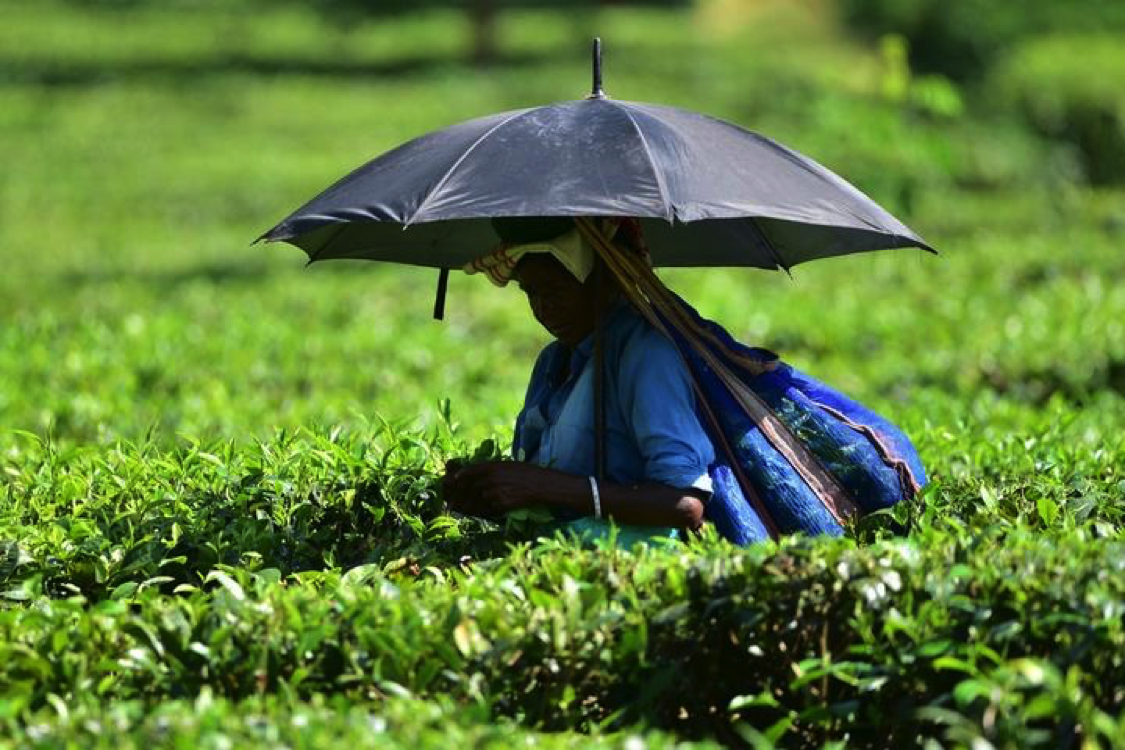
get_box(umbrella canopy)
[260,96,931,272]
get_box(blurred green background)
[1,0,1123,453]
[2,3,1124,745]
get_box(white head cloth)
[463,227,594,287]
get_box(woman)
[444,216,926,544]
[443,216,714,543]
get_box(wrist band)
[588,475,602,519]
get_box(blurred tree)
[317,0,691,64]
[992,34,1125,185]
[839,0,1125,82]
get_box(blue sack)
[655,295,926,545]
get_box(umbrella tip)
[588,38,606,100]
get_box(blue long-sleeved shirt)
[513,301,715,543]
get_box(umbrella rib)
[304,221,348,265]
[615,103,674,222]
[404,108,535,227]
[746,219,791,275]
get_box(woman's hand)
[443,460,558,519]
[442,459,705,529]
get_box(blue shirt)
[513,302,715,543]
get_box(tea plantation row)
[4,694,702,750]
[2,412,1123,602]
[2,423,1123,747]
[3,1,1124,746]
[1,524,1122,747]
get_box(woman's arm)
[444,461,705,529]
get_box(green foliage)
[0,426,526,601]
[2,1,1124,746]
[0,531,1122,746]
[2,694,700,749]
[3,403,1122,602]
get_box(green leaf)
[110,582,139,600]
[1037,496,1060,526]
[205,571,245,602]
[729,691,781,711]
[953,679,989,706]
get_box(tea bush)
[1,529,1122,746]
[3,406,1122,602]
[0,425,518,601]
[2,694,700,749]
[2,1,1124,746]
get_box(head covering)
[463,216,651,287]
[464,227,593,287]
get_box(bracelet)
[588,476,602,519]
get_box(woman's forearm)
[538,471,705,529]
[444,461,705,528]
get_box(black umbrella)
[259,40,932,484]
[261,41,931,272]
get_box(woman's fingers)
[458,464,526,517]
[442,469,478,513]
[442,462,495,515]
[479,486,521,516]
[443,461,551,518]
[451,461,504,495]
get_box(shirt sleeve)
[615,326,715,494]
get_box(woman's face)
[514,255,595,347]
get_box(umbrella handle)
[593,257,607,483]
[432,268,449,321]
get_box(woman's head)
[513,253,597,347]
[484,216,595,346]
[466,216,642,346]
